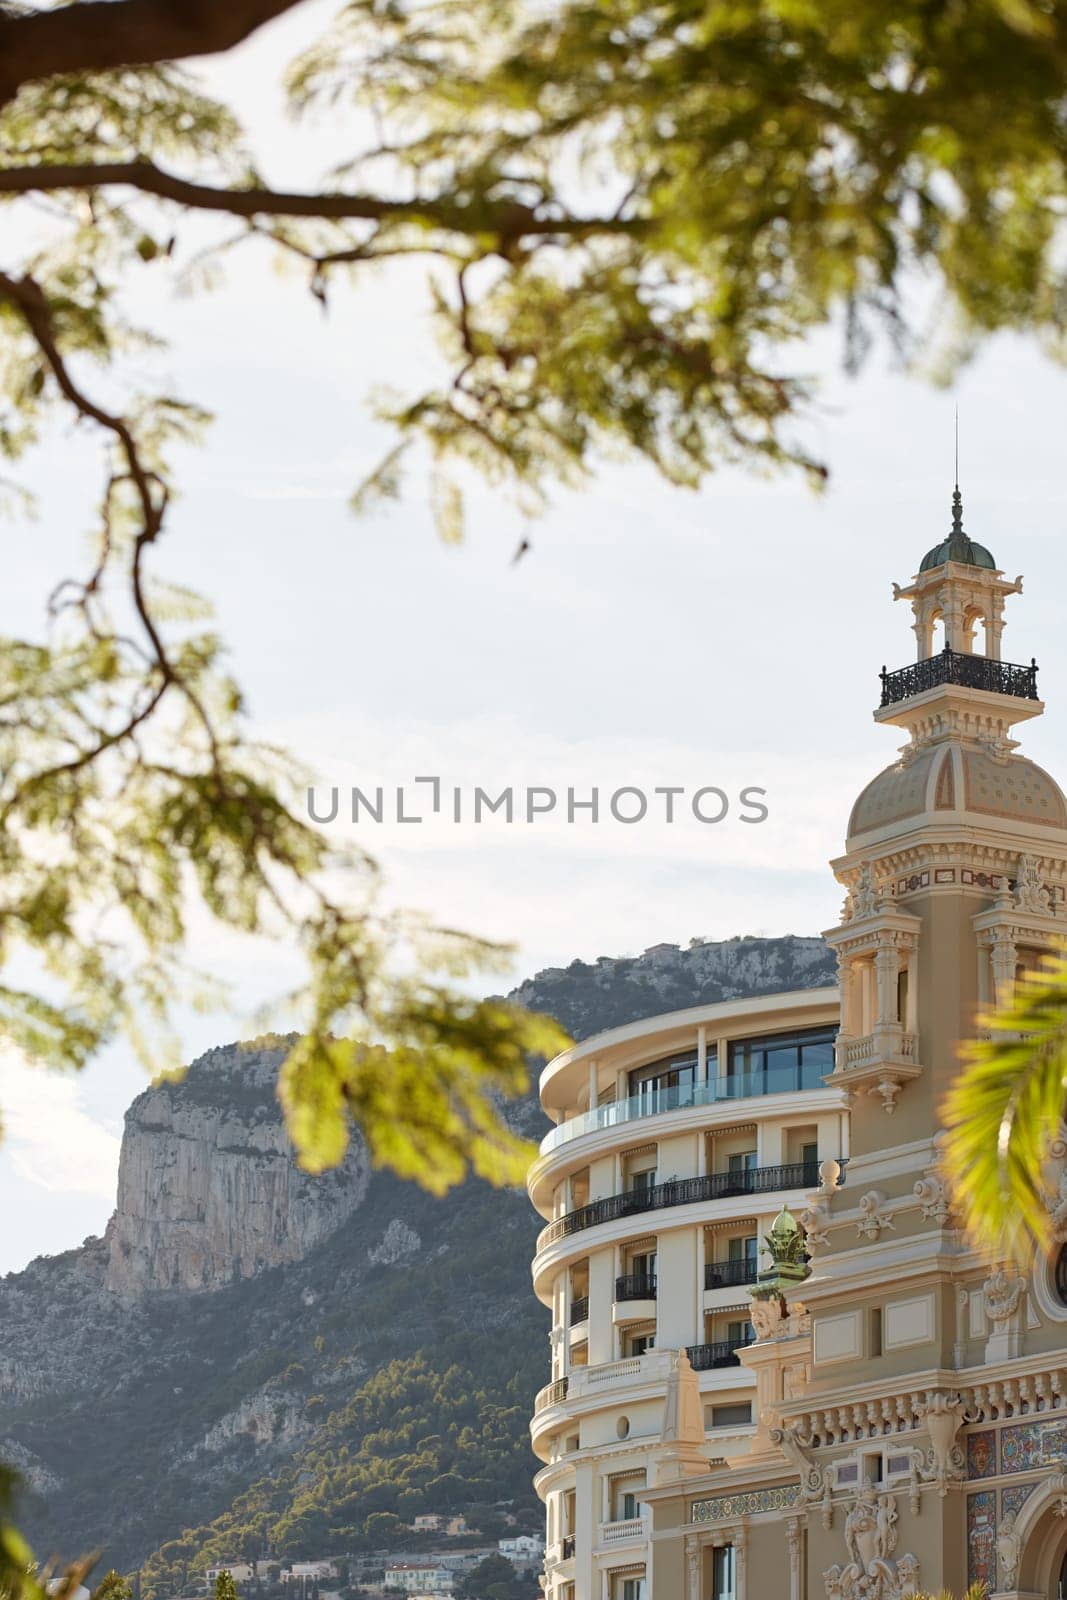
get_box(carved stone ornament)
[770,1423,827,1503]
[913,1174,952,1227]
[800,1200,831,1252]
[915,1391,965,1495]
[1014,852,1053,914]
[750,1298,782,1340]
[983,1264,1026,1328]
[996,1512,1021,1592]
[845,864,880,923]
[823,1484,920,1600]
[1048,1135,1067,1243]
[856,1190,896,1240]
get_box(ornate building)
[529,491,1067,1600]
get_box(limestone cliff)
[104,1041,369,1296]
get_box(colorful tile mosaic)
[967,1490,996,1592]
[966,1429,996,1480]
[1002,1480,1039,1520]
[690,1485,800,1523]
[1001,1422,1045,1475]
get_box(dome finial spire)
[949,406,967,550]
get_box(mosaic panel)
[966,1430,996,1480]
[690,1485,799,1523]
[1001,1422,1043,1474]
[1002,1480,1039,1520]
[967,1491,996,1592]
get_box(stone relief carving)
[856,1190,896,1240]
[823,1485,919,1600]
[800,1199,831,1252]
[996,1512,1021,1592]
[915,1392,965,1495]
[845,864,880,923]
[983,1264,1028,1355]
[771,1423,833,1529]
[1048,1134,1067,1242]
[913,1174,952,1227]
[1014,852,1053,914]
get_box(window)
[627,1330,655,1356]
[727,1150,757,1174]
[1056,1245,1067,1309]
[628,1053,697,1101]
[727,1235,758,1263]
[870,1307,883,1358]
[617,1579,646,1600]
[710,1402,752,1428]
[712,1546,736,1600]
[801,1141,818,1168]
[728,1026,836,1092]
[629,1166,657,1194]
[727,1319,754,1348]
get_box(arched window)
[1055,1244,1067,1309]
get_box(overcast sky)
[3,8,1067,1273]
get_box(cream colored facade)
[529,501,1067,1600]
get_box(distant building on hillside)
[205,1566,255,1586]
[444,1517,467,1538]
[498,1535,544,1561]
[411,1514,443,1533]
[280,1563,337,1583]
[382,1564,454,1595]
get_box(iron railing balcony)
[561,1536,575,1561]
[570,1295,589,1326]
[538,1159,831,1250]
[879,647,1038,708]
[615,1272,657,1302]
[687,1332,756,1371]
[540,1062,831,1157]
[704,1257,759,1290]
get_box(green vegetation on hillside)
[141,1348,543,1600]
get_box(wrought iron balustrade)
[570,1295,589,1326]
[704,1257,759,1290]
[561,1536,575,1560]
[614,1272,657,1302]
[879,647,1038,707]
[538,1159,828,1250]
[686,1333,756,1371]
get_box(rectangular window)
[710,1402,753,1428]
[727,1150,757,1174]
[727,1235,758,1263]
[712,1545,736,1600]
[728,1026,836,1093]
[627,1053,697,1104]
[870,1306,883,1358]
[629,1167,657,1194]
[801,1141,819,1168]
[627,1331,655,1356]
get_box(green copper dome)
[919,485,997,572]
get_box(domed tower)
[823,485,1066,1139]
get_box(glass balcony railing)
[540,1060,828,1156]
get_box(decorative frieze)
[690,1485,799,1522]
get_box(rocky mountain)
[0,934,834,1585]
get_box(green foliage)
[214,1573,238,1600]
[139,1341,544,1600]
[455,1554,530,1600]
[93,1574,133,1600]
[943,950,1067,1257]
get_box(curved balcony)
[570,1296,589,1326]
[538,1158,828,1251]
[541,1062,828,1158]
[535,1376,570,1413]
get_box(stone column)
[874,938,900,1030]
[991,928,1018,1009]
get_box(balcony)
[538,1159,831,1250]
[879,647,1038,708]
[704,1257,759,1290]
[687,1333,756,1371]
[561,1536,575,1561]
[534,1376,569,1413]
[599,1517,646,1548]
[570,1296,589,1326]
[615,1272,657,1302]
[541,1066,830,1157]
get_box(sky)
[4,7,1067,1272]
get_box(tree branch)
[0,0,309,106]
[0,158,644,242]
